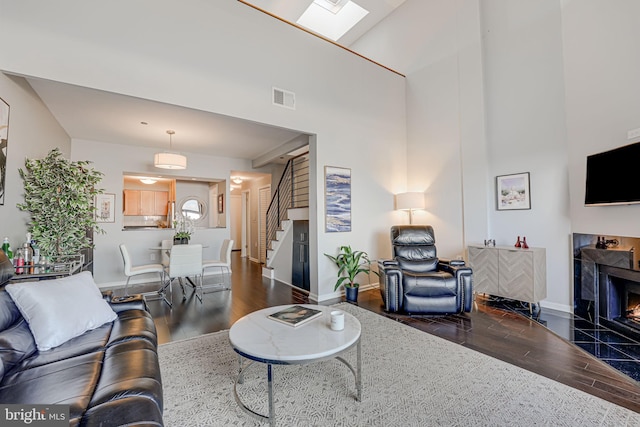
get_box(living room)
[1,0,640,424]
[3,0,640,310]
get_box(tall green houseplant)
[324,245,378,290]
[17,148,104,260]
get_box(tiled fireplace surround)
[574,233,640,340]
[571,233,640,380]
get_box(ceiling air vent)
[272,87,296,110]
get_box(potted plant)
[324,245,378,303]
[17,148,104,264]
[173,231,191,245]
[173,218,194,244]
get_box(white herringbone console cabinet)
[468,245,546,305]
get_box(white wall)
[562,0,640,237]
[0,0,407,299]
[0,74,70,249]
[352,0,490,260]
[354,0,572,311]
[482,0,571,311]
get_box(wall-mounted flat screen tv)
[585,141,640,206]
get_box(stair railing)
[266,152,309,256]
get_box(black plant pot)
[345,286,359,303]
[173,237,189,245]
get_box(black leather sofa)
[378,225,473,314]
[0,251,164,426]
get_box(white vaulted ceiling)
[20,0,406,166]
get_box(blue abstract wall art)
[325,166,351,232]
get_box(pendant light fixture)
[154,130,187,169]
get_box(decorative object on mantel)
[154,130,187,170]
[324,245,378,303]
[0,96,10,206]
[596,236,619,249]
[515,236,521,248]
[17,148,104,262]
[496,172,531,210]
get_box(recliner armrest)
[439,258,466,267]
[379,259,399,268]
[378,259,403,312]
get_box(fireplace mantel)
[574,233,640,339]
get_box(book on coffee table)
[268,305,323,327]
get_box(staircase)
[263,153,309,279]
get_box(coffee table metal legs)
[233,357,275,426]
[267,364,274,427]
[233,338,361,426]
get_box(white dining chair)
[164,244,204,306]
[160,239,173,268]
[202,239,233,290]
[119,243,164,299]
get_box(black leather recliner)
[378,225,473,314]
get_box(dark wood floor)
[122,252,640,413]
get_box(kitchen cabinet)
[467,245,546,304]
[123,190,169,216]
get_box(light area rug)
[158,303,640,426]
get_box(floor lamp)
[395,192,425,224]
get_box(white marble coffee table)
[229,304,361,426]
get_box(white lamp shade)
[154,152,187,169]
[395,192,425,210]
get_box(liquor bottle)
[30,239,40,273]
[14,247,25,274]
[1,237,12,261]
[22,241,34,275]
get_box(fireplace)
[573,233,640,341]
[627,284,640,322]
[598,266,640,339]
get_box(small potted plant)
[324,245,378,303]
[173,219,193,244]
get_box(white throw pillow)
[6,271,117,351]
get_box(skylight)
[297,0,369,42]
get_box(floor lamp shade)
[395,192,425,211]
[395,192,425,224]
[154,152,187,169]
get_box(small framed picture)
[95,193,116,222]
[218,193,224,214]
[496,172,531,210]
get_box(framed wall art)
[496,172,531,210]
[95,193,115,222]
[218,193,224,214]
[0,96,10,206]
[325,166,351,232]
